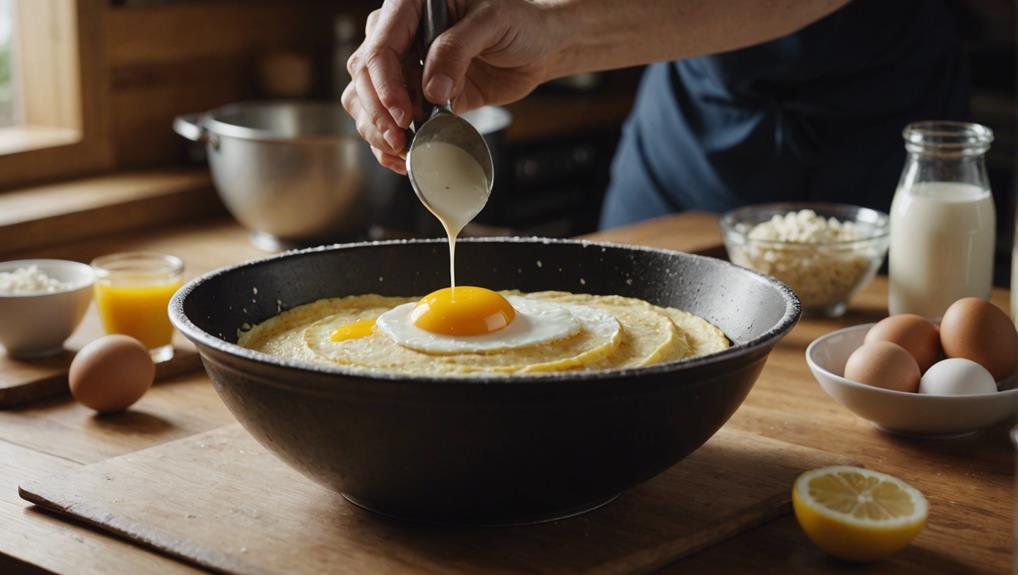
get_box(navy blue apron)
[601,0,968,228]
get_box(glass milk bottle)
[889,121,995,317]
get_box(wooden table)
[0,213,1013,574]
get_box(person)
[342,0,968,228]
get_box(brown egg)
[844,341,921,393]
[940,297,1018,381]
[69,335,155,413]
[864,314,942,372]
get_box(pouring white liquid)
[888,181,996,317]
[410,141,490,287]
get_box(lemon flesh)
[792,465,928,562]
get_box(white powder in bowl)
[0,265,71,295]
[728,210,882,309]
[745,210,867,243]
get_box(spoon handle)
[409,0,450,132]
[422,0,448,50]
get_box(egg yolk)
[330,318,376,342]
[411,286,515,336]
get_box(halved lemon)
[792,465,928,562]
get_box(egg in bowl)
[238,287,729,376]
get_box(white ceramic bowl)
[0,259,95,358]
[806,323,1018,438]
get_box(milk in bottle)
[888,122,995,317]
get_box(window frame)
[0,0,112,191]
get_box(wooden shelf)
[0,169,222,257]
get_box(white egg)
[919,358,998,396]
[376,296,616,354]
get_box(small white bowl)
[806,323,1018,438]
[0,259,95,358]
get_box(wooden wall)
[101,0,374,168]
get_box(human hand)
[342,0,561,174]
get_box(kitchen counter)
[0,212,1013,574]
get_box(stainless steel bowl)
[174,102,511,250]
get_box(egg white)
[375,295,606,354]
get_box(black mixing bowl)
[170,238,799,525]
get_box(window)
[0,0,112,190]
[0,0,14,128]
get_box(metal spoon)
[405,0,495,212]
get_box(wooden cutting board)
[21,424,848,574]
[0,306,200,407]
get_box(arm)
[344,0,850,173]
[547,0,851,78]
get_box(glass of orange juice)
[91,253,184,362]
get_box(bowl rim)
[719,202,890,247]
[170,236,802,385]
[202,100,354,143]
[805,322,1018,401]
[0,258,95,298]
[197,101,512,144]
